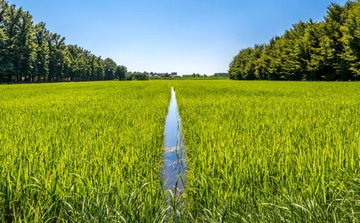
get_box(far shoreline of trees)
[229,1,360,81]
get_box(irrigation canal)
[163,87,186,198]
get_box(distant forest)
[229,1,360,81]
[0,0,127,83]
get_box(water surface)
[163,87,185,195]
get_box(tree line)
[229,1,360,81]
[0,0,127,83]
[124,71,149,80]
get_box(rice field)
[0,81,172,222]
[1,80,360,222]
[173,80,360,222]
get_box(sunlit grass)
[0,81,172,222]
[2,80,360,222]
[174,80,360,222]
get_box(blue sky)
[10,0,348,75]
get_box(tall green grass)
[174,80,360,222]
[2,80,360,222]
[0,81,171,222]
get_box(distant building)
[149,72,178,78]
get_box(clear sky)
[9,0,348,75]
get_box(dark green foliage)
[229,0,360,81]
[115,65,127,80]
[0,0,126,83]
[213,72,228,76]
[342,1,360,79]
[125,71,149,80]
[103,58,117,80]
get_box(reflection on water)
[163,87,185,195]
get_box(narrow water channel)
[163,87,185,196]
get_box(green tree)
[277,22,310,80]
[33,22,49,82]
[0,0,11,83]
[0,1,124,84]
[18,9,35,82]
[0,26,10,83]
[5,5,22,82]
[47,33,66,82]
[89,54,97,81]
[244,44,264,80]
[229,47,253,80]
[95,56,105,80]
[302,20,325,80]
[115,65,127,80]
[319,3,348,80]
[230,1,360,81]
[341,1,360,79]
[104,58,117,80]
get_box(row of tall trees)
[229,0,360,81]
[0,0,127,83]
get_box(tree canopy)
[0,0,127,83]
[229,0,360,81]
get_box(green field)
[174,80,360,222]
[1,80,360,222]
[0,81,172,222]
